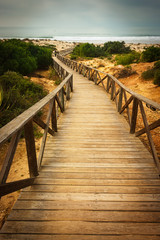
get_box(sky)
[0,0,160,37]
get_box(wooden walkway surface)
[1,57,160,239]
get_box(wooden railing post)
[24,120,39,177]
[66,81,70,100]
[51,98,57,132]
[130,98,139,134]
[118,88,123,112]
[139,101,160,171]
[111,81,115,100]
[0,130,21,184]
[59,88,65,112]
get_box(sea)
[52,36,160,44]
[0,27,160,44]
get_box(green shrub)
[48,66,56,79]
[70,54,77,60]
[154,69,160,86]
[141,60,160,86]
[103,41,131,54]
[115,52,140,65]
[141,69,154,80]
[154,60,160,69]
[0,71,47,127]
[0,39,52,76]
[141,46,160,62]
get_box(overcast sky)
[0,0,160,37]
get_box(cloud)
[0,0,160,35]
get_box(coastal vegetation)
[115,51,140,65]
[0,39,53,75]
[0,39,58,128]
[71,41,160,86]
[142,60,160,86]
[71,41,131,59]
[0,71,47,128]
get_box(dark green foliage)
[115,51,140,65]
[103,41,131,54]
[70,54,77,60]
[141,46,160,62]
[141,60,160,86]
[141,69,154,80]
[0,39,52,76]
[71,41,131,59]
[153,69,160,86]
[0,71,47,127]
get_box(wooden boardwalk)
[1,57,160,239]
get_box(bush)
[115,52,140,65]
[141,46,160,62]
[70,54,77,60]
[141,69,154,80]
[0,39,52,76]
[0,71,47,127]
[103,41,131,54]
[141,60,160,86]
[154,69,160,86]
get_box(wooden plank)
[18,192,160,202]
[7,209,160,222]
[38,172,159,179]
[13,200,160,211]
[34,178,160,186]
[0,234,160,240]
[23,184,160,194]
[40,166,157,173]
[2,221,160,234]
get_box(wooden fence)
[0,58,73,197]
[57,54,160,173]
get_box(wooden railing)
[0,58,73,197]
[58,54,160,173]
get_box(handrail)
[0,57,73,196]
[57,54,160,173]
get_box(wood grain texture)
[1,56,160,239]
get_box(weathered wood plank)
[0,234,160,240]
[8,209,160,222]
[2,221,160,234]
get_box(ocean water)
[0,27,160,44]
[53,36,160,44]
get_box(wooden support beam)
[0,130,21,184]
[120,95,134,114]
[130,98,139,134]
[51,98,57,132]
[33,117,55,136]
[139,101,160,172]
[97,75,108,85]
[24,120,39,178]
[118,88,123,112]
[0,178,35,197]
[55,95,64,113]
[135,119,160,137]
[38,100,54,169]
[111,81,115,100]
